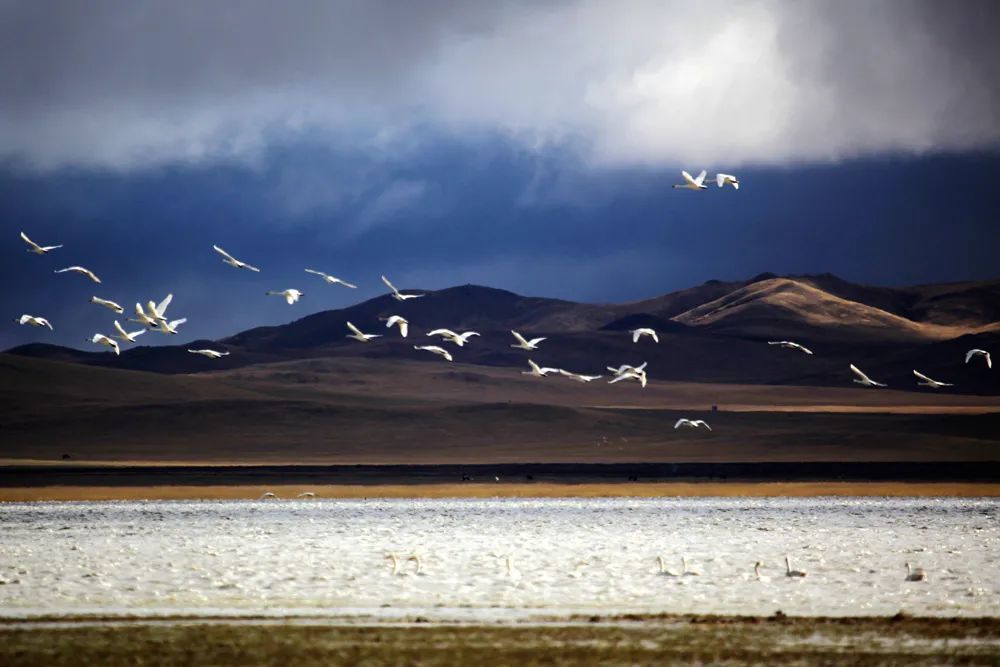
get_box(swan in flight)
[674,418,711,431]
[304,269,357,288]
[88,333,120,355]
[90,296,124,314]
[112,320,146,343]
[55,266,101,283]
[905,562,927,581]
[672,169,708,191]
[522,359,560,377]
[850,364,886,387]
[128,302,158,328]
[631,328,658,343]
[965,349,992,369]
[427,329,480,346]
[266,289,303,305]
[715,173,740,189]
[913,370,953,388]
[383,315,409,337]
[510,330,546,350]
[346,321,381,342]
[381,275,424,301]
[188,349,230,359]
[657,556,681,577]
[609,368,647,388]
[559,369,602,383]
[152,318,187,335]
[784,555,807,578]
[145,294,173,324]
[20,231,62,255]
[414,345,453,362]
[213,245,260,272]
[608,362,648,375]
[15,314,53,330]
[768,341,813,355]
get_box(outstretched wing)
[913,370,933,383]
[693,420,712,430]
[304,268,327,278]
[965,349,977,364]
[20,231,41,251]
[381,275,399,293]
[528,337,547,346]
[212,244,237,262]
[511,330,529,346]
[168,318,187,328]
[693,169,707,185]
[674,418,689,429]
[155,294,173,318]
[346,321,364,337]
[849,364,871,383]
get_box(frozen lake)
[1,497,997,620]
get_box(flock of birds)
[12,168,993,425]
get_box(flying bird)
[145,294,173,324]
[213,244,260,272]
[304,269,357,288]
[965,349,992,369]
[15,314,52,330]
[90,296,124,314]
[88,333,120,355]
[715,173,740,189]
[510,330,546,350]
[672,169,708,191]
[384,315,409,337]
[850,364,886,387]
[54,266,101,283]
[609,369,647,388]
[414,345,453,361]
[20,231,62,255]
[112,320,146,343]
[674,418,711,431]
[128,302,158,328]
[630,328,658,343]
[913,370,953,388]
[768,341,813,355]
[427,329,480,346]
[381,275,424,301]
[346,321,381,342]
[188,349,230,359]
[152,318,187,335]
[266,289,303,305]
[559,369,602,383]
[522,359,560,377]
[607,362,648,375]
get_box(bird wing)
[155,294,173,318]
[799,344,814,354]
[693,169,707,185]
[54,266,81,274]
[90,333,104,343]
[608,374,627,384]
[381,275,399,294]
[386,315,402,327]
[716,174,727,188]
[213,245,237,262]
[346,321,364,337]
[113,320,127,337]
[635,362,648,372]
[913,370,933,383]
[693,420,712,430]
[441,349,453,361]
[243,261,260,272]
[540,366,561,375]
[337,278,357,288]
[849,364,872,383]
[130,328,145,339]
[528,359,541,373]
[428,328,456,337]
[20,231,42,251]
[528,337,547,346]
[304,268,327,278]
[674,418,690,429]
[18,314,31,324]
[650,332,659,343]
[511,330,529,346]
[631,330,641,343]
[168,318,187,328]
[988,354,993,369]
[284,292,297,304]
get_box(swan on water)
[657,556,681,577]
[785,555,807,577]
[905,562,927,581]
[386,552,401,575]
[408,553,424,575]
[681,557,701,576]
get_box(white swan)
[522,359,560,377]
[631,328,658,343]
[386,552,401,575]
[407,553,424,575]
[503,556,521,581]
[15,314,53,330]
[88,333,120,355]
[674,418,711,431]
[128,302,158,328]
[768,341,813,355]
[213,245,260,272]
[672,169,708,191]
[913,370,953,388]
[296,491,316,498]
[785,555,807,577]
[266,289,303,305]
[55,266,101,283]
[754,561,770,582]
[20,231,62,255]
[609,368,647,388]
[716,173,740,189]
[559,369,602,383]
[681,557,701,576]
[113,320,146,343]
[427,329,480,346]
[381,275,424,301]
[414,345,453,362]
[304,269,356,288]
[346,321,381,342]
[90,296,124,314]
[607,362,647,375]
[965,349,992,369]
[188,349,230,358]
[384,315,409,337]
[850,364,886,387]
[510,330,546,350]
[657,556,681,577]
[152,318,187,335]
[905,562,927,581]
[145,294,173,324]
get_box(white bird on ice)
[346,321,381,342]
[631,328,658,343]
[15,314,52,330]
[384,315,409,337]
[20,231,62,255]
[850,364,886,387]
[90,296,124,314]
[213,244,260,272]
[681,557,702,576]
[510,330,546,350]
[559,369,602,383]
[414,345,453,362]
[88,333,120,355]
[381,275,424,301]
[672,169,708,191]
[965,349,992,369]
[715,173,740,189]
[188,349,230,359]
[785,555,807,578]
[913,370,953,388]
[657,556,681,577]
[905,562,927,582]
[427,328,480,346]
[768,340,813,355]
[266,289,303,305]
[112,320,145,343]
[609,368,647,388]
[522,359,561,377]
[674,418,711,431]
[152,318,187,335]
[54,266,101,283]
[304,269,357,288]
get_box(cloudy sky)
[2,0,998,349]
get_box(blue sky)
[1,1,998,349]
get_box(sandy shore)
[2,481,998,501]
